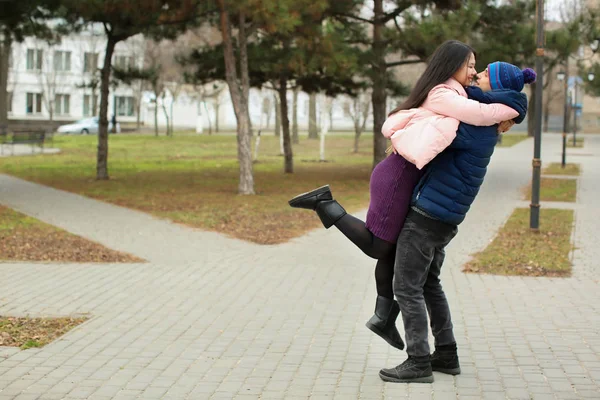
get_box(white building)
[7,25,377,133]
[7,25,144,127]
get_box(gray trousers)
[393,209,458,357]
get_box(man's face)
[474,68,492,92]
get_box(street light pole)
[573,80,578,147]
[530,0,544,231]
[561,62,569,168]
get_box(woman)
[288,40,520,350]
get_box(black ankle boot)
[365,296,404,350]
[431,343,461,375]
[379,355,433,383]
[288,185,332,210]
[314,200,346,229]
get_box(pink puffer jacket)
[382,78,519,169]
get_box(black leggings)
[334,213,395,299]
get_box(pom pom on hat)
[488,62,536,92]
[522,68,536,84]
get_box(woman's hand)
[498,120,515,133]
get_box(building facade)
[7,26,144,130]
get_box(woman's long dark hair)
[388,40,475,116]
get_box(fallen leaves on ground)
[0,316,88,349]
[0,206,144,263]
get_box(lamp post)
[530,0,544,231]
[557,69,569,168]
[573,78,579,147]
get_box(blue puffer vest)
[412,87,528,226]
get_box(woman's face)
[452,53,477,86]
[474,68,492,92]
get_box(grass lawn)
[523,177,577,202]
[0,133,375,244]
[497,134,529,147]
[566,136,584,148]
[543,163,581,176]
[0,316,87,349]
[464,208,573,277]
[0,205,144,262]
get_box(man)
[379,62,534,383]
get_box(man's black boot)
[288,185,333,210]
[431,343,461,375]
[365,296,404,350]
[379,355,433,383]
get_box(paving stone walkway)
[0,133,599,399]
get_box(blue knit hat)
[488,62,536,92]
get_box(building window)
[83,94,98,116]
[55,94,70,115]
[116,96,134,116]
[114,55,134,69]
[54,51,71,72]
[7,92,12,113]
[26,49,43,71]
[83,95,91,116]
[83,52,99,73]
[26,93,43,114]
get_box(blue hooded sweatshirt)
[411,87,528,226]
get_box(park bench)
[1,130,47,155]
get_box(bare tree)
[308,92,318,138]
[292,87,299,144]
[217,0,254,194]
[344,90,371,153]
[196,83,226,135]
[32,42,70,122]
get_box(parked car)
[56,117,121,134]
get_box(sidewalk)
[0,134,599,399]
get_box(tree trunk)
[279,76,293,173]
[527,83,536,137]
[162,92,170,136]
[170,97,175,135]
[136,81,142,131]
[354,125,361,153]
[97,35,117,180]
[274,93,281,136]
[354,99,369,153]
[543,100,550,132]
[0,37,11,127]
[153,91,159,136]
[292,87,299,144]
[308,92,318,139]
[204,100,212,135]
[215,102,220,132]
[92,86,98,116]
[372,0,388,168]
[218,1,254,194]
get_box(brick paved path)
[1,133,599,399]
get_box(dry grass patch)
[566,136,584,148]
[0,316,87,349]
[464,208,573,277]
[542,163,580,176]
[497,134,529,147]
[523,177,577,202]
[0,134,374,244]
[0,206,144,262]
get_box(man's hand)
[498,120,515,134]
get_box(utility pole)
[561,58,569,168]
[530,0,545,231]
